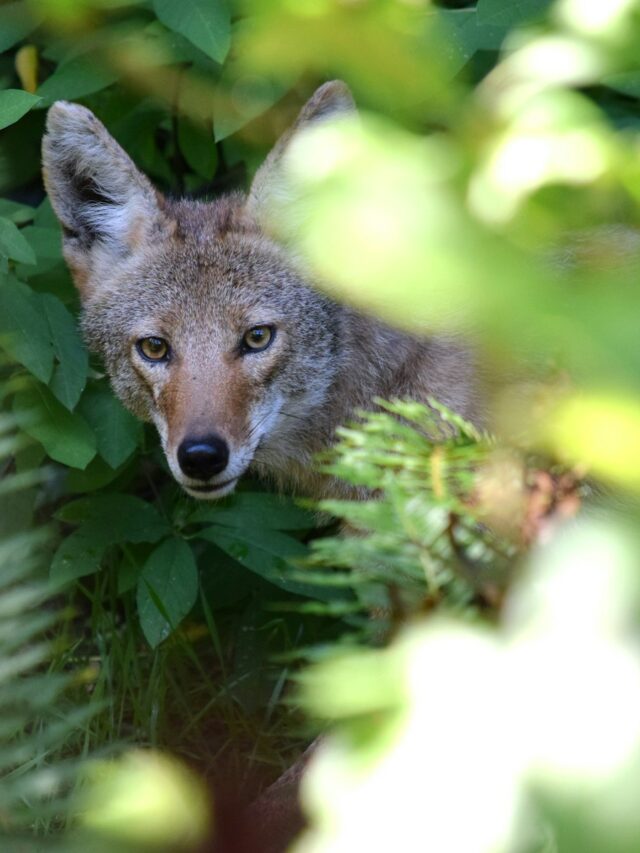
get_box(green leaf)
[438,8,508,70]
[0,2,43,54]
[0,110,43,194]
[0,90,41,131]
[605,72,640,99]
[476,0,553,27]
[50,529,106,586]
[213,68,289,142]
[137,538,199,647]
[188,492,316,531]
[118,549,143,595]
[13,384,96,469]
[198,526,322,598]
[42,294,88,411]
[56,494,170,544]
[50,494,170,587]
[0,488,36,538]
[178,117,217,179]
[0,199,34,226]
[15,225,65,279]
[37,55,119,104]
[20,225,62,260]
[199,545,266,609]
[34,197,59,229]
[78,385,142,468]
[141,20,214,65]
[0,274,53,382]
[152,0,230,64]
[66,455,130,493]
[0,217,36,264]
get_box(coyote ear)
[42,101,166,293]
[246,80,356,224]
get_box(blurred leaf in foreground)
[74,749,210,852]
[274,113,541,339]
[294,519,640,853]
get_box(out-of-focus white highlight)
[295,519,640,852]
[79,749,210,847]
[480,36,605,120]
[296,627,524,853]
[557,0,636,38]
[469,90,611,224]
[279,114,482,332]
[507,521,640,784]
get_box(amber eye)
[137,336,170,362]
[242,325,274,353]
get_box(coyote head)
[42,82,355,499]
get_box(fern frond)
[0,411,94,843]
[303,400,511,635]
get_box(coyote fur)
[42,81,480,500]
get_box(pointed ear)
[42,101,167,295]
[246,80,356,223]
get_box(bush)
[3,0,640,850]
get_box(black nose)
[177,435,229,481]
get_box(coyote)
[42,81,479,500]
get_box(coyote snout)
[154,355,295,500]
[42,81,481,501]
[176,435,230,489]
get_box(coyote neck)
[330,310,478,438]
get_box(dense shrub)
[3,0,640,850]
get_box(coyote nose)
[177,435,229,480]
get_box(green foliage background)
[3,0,640,850]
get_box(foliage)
[304,400,509,638]
[0,395,91,847]
[295,520,640,853]
[2,0,640,849]
[0,0,362,841]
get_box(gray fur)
[42,81,481,501]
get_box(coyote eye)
[137,336,170,362]
[242,325,274,353]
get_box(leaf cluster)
[303,400,515,639]
[0,407,97,847]
[3,0,640,847]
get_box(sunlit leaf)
[78,750,210,847]
[273,115,538,337]
[546,393,640,491]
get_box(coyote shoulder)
[42,81,480,500]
